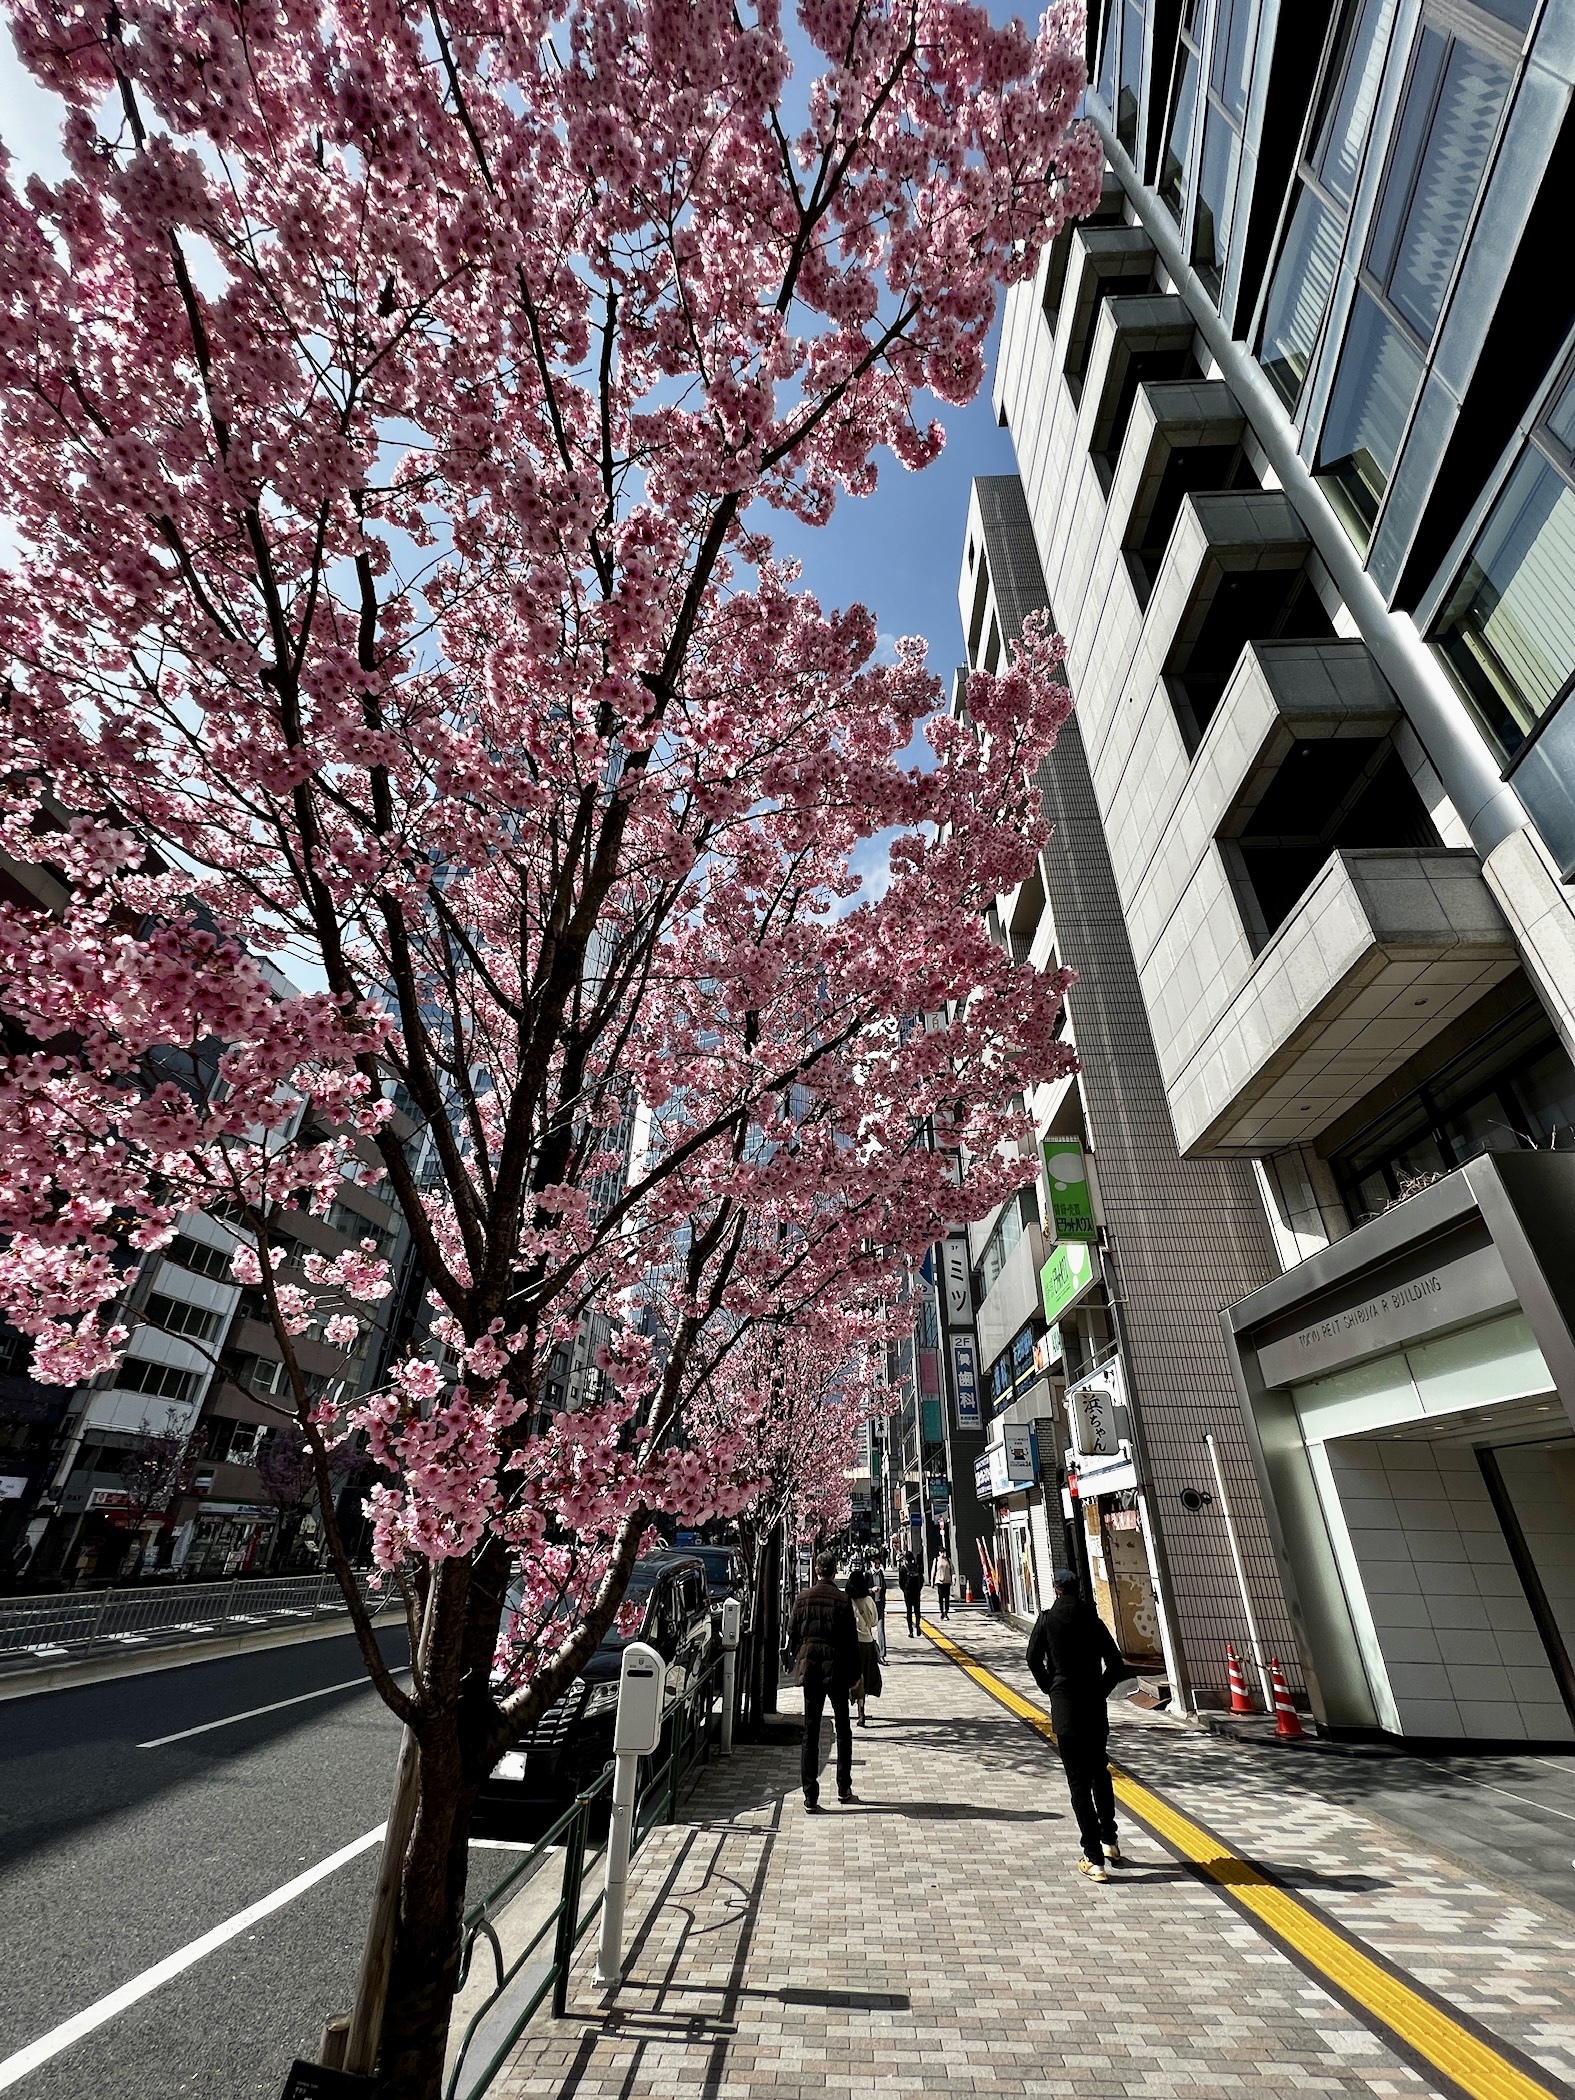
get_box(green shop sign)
[1041,1138,1095,1240]
[1040,1239,1096,1323]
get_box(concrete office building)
[960,0,1575,1739]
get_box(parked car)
[476,1551,715,1817]
[687,1542,749,1613]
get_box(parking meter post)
[594,1641,665,1995]
[719,1598,741,1757]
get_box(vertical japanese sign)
[940,1235,973,1328]
[950,1333,981,1428]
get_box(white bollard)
[719,1597,741,1758]
[594,1641,665,1994]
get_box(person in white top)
[930,1550,954,1619]
[846,1563,883,1725]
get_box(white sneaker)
[1077,1857,1109,1884]
[1103,1843,1124,1866]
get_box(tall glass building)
[957,0,1575,1742]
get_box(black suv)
[476,1552,715,1816]
[687,1542,749,1612]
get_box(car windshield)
[596,1568,659,1650]
[691,1547,737,1583]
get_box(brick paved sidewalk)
[491,1604,1575,2100]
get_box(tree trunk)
[760,1524,782,1720]
[372,1712,479,2100]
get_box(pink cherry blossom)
[0,3,1095,2088]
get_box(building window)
[1096,0,1119,111]
[1257,0,1397,408]
[1432,363,1575,876]
[1316,290,1425,543]
[1365,27,1510,342]
[1118,0,1146,158]
[162,1233,234,1284]
[143,1293,223,1346]
[1176,0,1257,297]
[972,1189,1036,1307]
[114,1357,198,1405]
[1314,8,1511,547]
[1330,1006,1575,1223]
[1158,20,1201,218]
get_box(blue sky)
[762,349,1018,679]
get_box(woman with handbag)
[846,1564,883,1725]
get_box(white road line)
[1417,1757,1575,1827]
[0,1824,386,2091]
[139,1675,373,1747]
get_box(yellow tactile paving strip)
[923,1618,1571,2100]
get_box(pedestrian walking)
[847,1566,882,1725]
[898,1551,923,1637]
[872,1560,888,1660]
[931,1548,953,1619]
[785,1547,862,1809]
[1026,1568,1130,1883]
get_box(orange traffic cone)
[1269,1658,1304,1740]
[1225,1643,1254,1714]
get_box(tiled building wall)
[974,475,1300,1701]
[1325,1436,1574,1744]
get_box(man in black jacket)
[1026,1568,1129,1882]
[897,1551,923,1637]
[786,1549,862,1810]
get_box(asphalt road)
[0,1627,420,2099]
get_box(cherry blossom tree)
[0,0,1094,2086]
[685,1296,897,1720]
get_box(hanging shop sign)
[1066,1357,1126,1458]
[1040,1240,1097,1324]
[987,1426,1038,1498]
[940,1236,973,1328]
[950,1333,981,1428]
[973,1453,994,1500]
[927,1475,951,1507]
[1041,1140,1096,1240]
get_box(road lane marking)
[0,1824,386,2090]
[139,1675,372,1746]
[922,1620,1572,2100]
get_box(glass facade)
[1188,0,1256,296]
[1090,0,1574,884]
[1331,1007,1575,1224]
[1433,365,1575,875]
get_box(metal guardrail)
[446,1650,728,2100]
[0,1570,383,1657]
